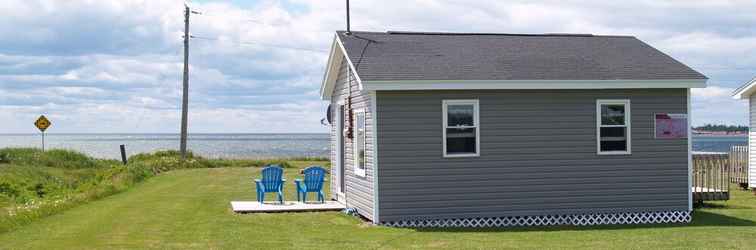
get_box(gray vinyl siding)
[329,59,375,221]
[376,89,689,222]
[750,95,756,188]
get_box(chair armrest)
[254,179,261,183]
[294,179,303,191]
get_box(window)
[597,99,631,155]
[443,100,480,157]
[353,109,366,177]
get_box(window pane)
[601,104,625,125]
[600,127,626,138]
[600,127,627,151]
[446,128,476,154]
[355,113,366,170]
[358,146,365,168]
[356,113,365,130]
[601,140,627,151]
[447,104,474,126]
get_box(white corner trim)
[320,35,364,100]
[364,79,707,91]
[751,96,756,189]
[687,88,693,211]
[732,77,756,99]
[596,99,632,155]
[369,91,379,224]
[442,99,481,158]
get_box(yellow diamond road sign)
[35,115,51,132]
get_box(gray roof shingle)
[336,31,707,81]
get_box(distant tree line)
[693,124,749,132]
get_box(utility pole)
[180,4,190,159]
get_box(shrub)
[0,183,20,198]
[0,148,108,169]
[127,150,214,173]
[128,150,196,162]
[206,159,293,169]
[128,151,296,169]
[0,151,9,164]
[31,184,46,198]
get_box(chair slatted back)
[261,165,284,191]
[303,166,326,192]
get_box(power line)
[190,35,329,53]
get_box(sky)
[0,0,755,134]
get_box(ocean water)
[0,134,746,159]
[691,135,747,153]
[0,134,330,159]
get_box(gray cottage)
[320,31,707,227]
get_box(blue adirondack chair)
[255,165,285,204]
[295,166,326,203]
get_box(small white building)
[732,77,756,190]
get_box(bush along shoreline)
[0,148,312,233]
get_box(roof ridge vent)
[385,31,598,37]
[542,33,594,37]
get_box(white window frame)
[596,99,632,155]
[353,108,367,177]
[442,99,480,158]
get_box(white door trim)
[334,103,346,203]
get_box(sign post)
[34,115,51,151]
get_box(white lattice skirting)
[381,211,691,228]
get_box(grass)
[0,148,115,219]
[1,163,755,249]
[0,148,304,233]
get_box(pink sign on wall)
[655,113,688,139]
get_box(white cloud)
[1,0,756,133]
[691,86,735,99]
[692,85,748,126]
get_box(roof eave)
[319,34,364,101]
[319,36,339,101]
[362,79,708,91]
[732,77,756,100]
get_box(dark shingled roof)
[337,31,707,81]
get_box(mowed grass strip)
[1,163,755,249]
[0,148,318,233]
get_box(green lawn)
[1,161,755,249]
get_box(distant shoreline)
[693,133,747,137]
